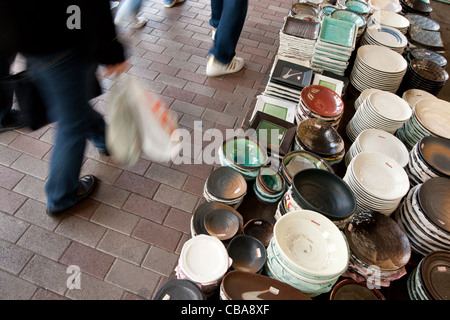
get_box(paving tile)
[9,134,52,159]
[145,163,188,189]
[123,193,170,223]
[163,207,192,234]
[0,165,25,190]
[20,255,69,296]
[0,270,37,300]
[97,229,149,265]
[142,246,179,277]
[59,241,115,279]
[91,203,141,235]
[11,153,49,180]
[14,198,60,231]
[0,130,20,146]
[133,219,182,252]
[17,225,71,261]
[0,144,21,166]
[114,171,159,199]
[0,187,27,215]
[0,239,34,275]
[80,159,123,185]
[91,181,130,209]
[105,259,161,299]
[66,271,124,300]
[32,288,69,300]
[55,215,107,248]
[153,184,199,213]
[0,211,30,243]
[12,175,46,204]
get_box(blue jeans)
[0,52,16,120]
[209,0,248,64]
[25,48,106,212]
[115,0,143,20]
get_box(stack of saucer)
[346,90,412,141]
[368,10,410,34]
[311,16,357,76]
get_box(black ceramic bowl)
[291,168,356,220]
[153,279,205,300]
[227,235,267,273]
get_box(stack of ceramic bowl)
[284,169,357,229]
[278,16,320,62]
[399,59,449,96]
[405,136,450,186]
[219,270,312,300]
[203,166,247,209]
[394,178,450,256]
[407,251,450,300]
[350,45,407,93]
[353,88,382,110]
[344,151,410,215]
[345,0,371,17]
[406,48,447,68]
[368,10,410,34]
[360,25,408,54]
[400,0,433,15]
[330,279,386,300]
[190,201,244,240]
[218,136,269,180]
[396,98,450,150]
[153,279,205,300]
[175,234,232,297]
[297,85,345,129]
[330,9,367,40]
[311,17,357,76]
[265,210,350,297]
[343,211,411,288]
[346,90,412,141]
[280,150,334,185]
[254,166,286,203]
[345,128,409,168]
[402,88,437,108]
[295,118,345,166]
[227,235,267,274]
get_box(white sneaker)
[130,16,147,29]
[206,55,245,77]
[212,28,216,41]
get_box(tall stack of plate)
[265,210,350,297]
[398,59,449,96]
[368,0,402,13]
[396,98,450,150]
[344,151,410,216]
[278,16,319,62]
[402,88,437,108]
[400,0,433,15]
[346,90,412,141]
[405,136,450,186]
[394,178,450,257]
[296,85,345,129]
[368,10,410,34]
[350,45,407,93]
[343,211,411,288]
[406,49,447,68]
[354,88,382,110]
[311,16,357,76]
[203,166,247,209]
[345,128,409,168]
[330,9,367,40]
[407,251,450,300]
[360,25,408,54]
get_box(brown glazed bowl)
[243,219,274,247]
[329,279,386,300]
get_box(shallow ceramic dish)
[206,166,247,201]
[420,251,450,300]
[417,177,450,233]
[257,166,285,195]
[300,85,344,118]
[319,16,357,48]
[203,208,240,240]
[153,279,205,300]
[221,136,269,171]
[329,279,386,300]
[296,118,344,156]
[243,219,274,247]
[227,235,267,273]
[346,0,371,15]
[414,98,450,139]
[282,150,334,184]
[331,9,366,28]
[291,169,356,221]
[192,202,243,237]
[220,270,311,300]
[418,136,450,177]
[345,211,411,271]
[273,209,349,278]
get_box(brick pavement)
[0,0,292,299]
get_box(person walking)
[206,0,248,77]
[0,1,127,216]
[113,0,148,29]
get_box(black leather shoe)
[46,175,97,217]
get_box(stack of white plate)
[344,151,410,215]
[396,98,450,150]
[368,10,410,34]
[368,0,402,13]
[354,88,382,110]
[345,128,409,167]
[311,17,357,76]
[360,25,408,54]
[350,45,407,93]
[402,88,437,108]
[394,179,450,256]
[346,90,412,141]
[265,210,349,297]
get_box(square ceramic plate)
[319,16,357,48]
[312,73,345,96]
[250,95,297,123]
[271,59,314,89]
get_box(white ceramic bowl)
[273,210,349,278]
